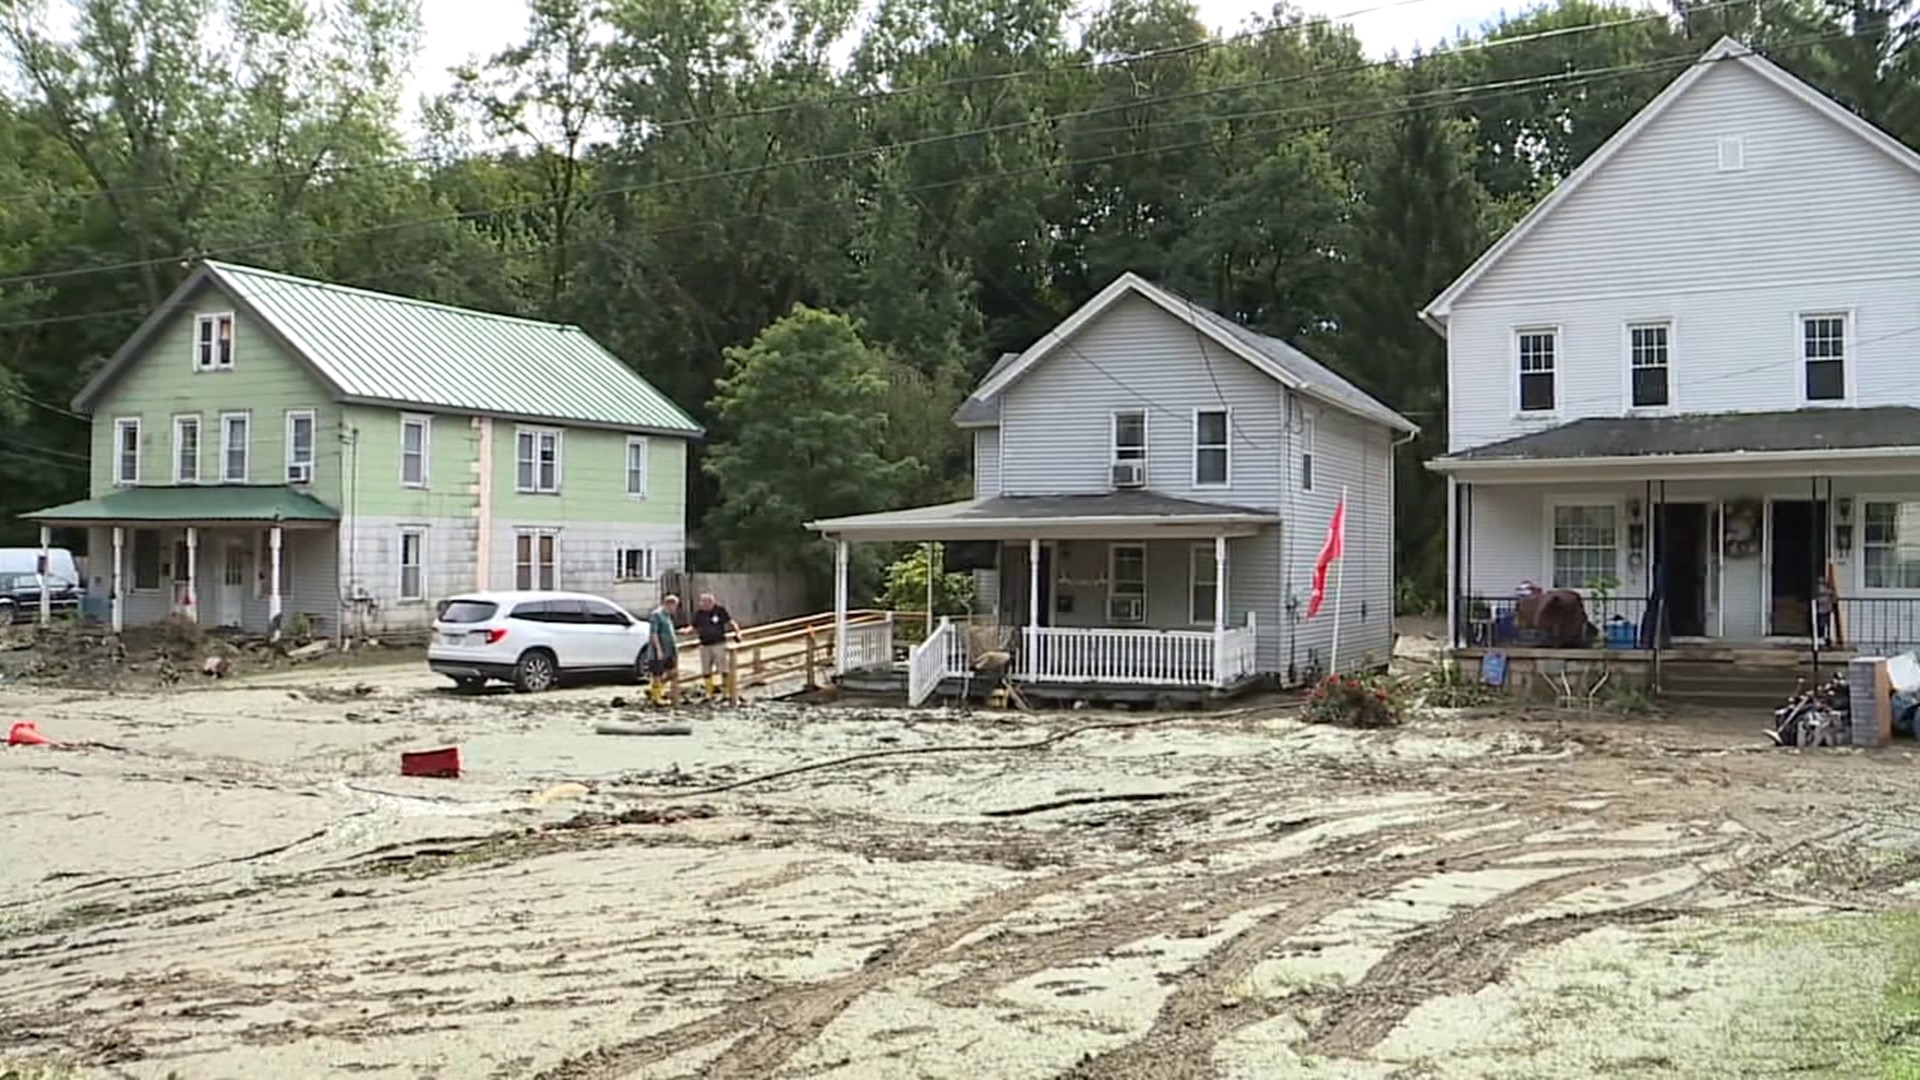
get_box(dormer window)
[194,313,235,371]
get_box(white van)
[0,547,80,585]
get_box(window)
[286,411,315,484]
[1108,544,1146,625]
[1517,329,1557,413]
[1299,413,1316,493]
[1628,322,1671,409]
[194,313,235,371]
[1190,544,1219,625]
[616,546,655,581]
[1550,504,1619,590]
[583,599,632,626]
[1802,314,1847,402]
[132,529,162,591]
[515,530,558,590]
[1863,501,1920,590]
[1112,410,1147,462]
[173,416,200,484]
[399,528,426,601]
[114,418,140,486]
[171,539,191,584]
[1194,410,1229,486]
[220,413,249,483]
[626,436,649,498]
[516,428,561,493]
[401,415,429,488]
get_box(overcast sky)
[404,0,1520,119]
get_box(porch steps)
[1656,659,1846,710]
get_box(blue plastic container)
[1493,612,1516,644]
[1605,618,1635,649]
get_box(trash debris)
[400,747,461,778]
[594,720,694,737]
[287,640,333,660]
[1767,671,1850,748]
[202,655,233,678]
[7,720,51,746]
[531,782,591,805]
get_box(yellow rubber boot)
[707,675,722,698]
[647,677,666,707]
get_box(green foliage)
[1395,576,1444,617]
[1415,659,1497,709]
[876,543,975,616]
[1302,673,1407,729]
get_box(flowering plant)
[1302,673,1404,729]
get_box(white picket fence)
[841,616,894,671]
[905,615,1259,705]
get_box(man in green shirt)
[641,594,681,706]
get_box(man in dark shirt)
[690,592,741,698]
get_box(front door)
[1768,500,1829,637]
[218,541,249,628]
[1654,504,1709,637]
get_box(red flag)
[1306,495,1346,619]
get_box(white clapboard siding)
[973,428,1000,497]
[1281,401,1396,679]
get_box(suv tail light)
[484,628,509,645]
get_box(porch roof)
[808,491,1278,542]
[1431,406,1920,478]
[23,485,340,527]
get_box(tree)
[703,305,916,595]
[876,544,975,617]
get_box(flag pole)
[1331,486,1348,673]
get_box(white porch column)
[1213,533,1228,687]
[1026,537,1041,630]
[37,525,51,625]
[184,527,199,624]
[832,538,849,675]
[1445,475,1458,648]
[269,526,284,641]
[110,526,125,633]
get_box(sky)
[405,0,1516,115]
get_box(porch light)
[1836,524,1854,557]
[1837,497,1854,522]
[1626,498,1642,523]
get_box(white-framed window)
[1189,543,1219,625]
[626,436,649,498]
[131,529,162,591]
[1299,412,1316,493]
[1112,410,1147,463]
[285,410,315,485]
[1863,500,1920,590]
[193,313,235,371]
[398,528,426,601]
[113,417,140,486]
[515,529,558,590]
[1801,312,1848,403]
[400,415,430,488]
[515,428,562,493]
[1193,409,1229,487]
[1549,503,1620,590]
[219,413,249,483]
[172,415,200,484]
[1628,322,1671,409]
[1108,543,1146,625]
[1517,328,1557,413]
[253,530,293,599]
[616,545,654,581]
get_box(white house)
[1425,37,1920,661]
[808,272,1417,706]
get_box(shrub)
[1302,673,1405,728]
[1416,659,1497,709]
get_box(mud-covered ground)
[5,652,1920,1079]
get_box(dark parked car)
[0,573,82,623]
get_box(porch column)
[1213,533,1228,687]
[1445,476,1459,648]
[269,525,284,641]
[184,527,199,624]
[832,538,849,675]
[1026,537,1040,630]
[110,526,124,633]
[37,525,51,625]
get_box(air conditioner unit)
[1108,595,1144,624]
[287,463,313,484]
[1111,460,1147,489]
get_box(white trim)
[171,414,200,485]
[1422,37,1920,328]
[113,417,141,487]
[1430,444,1920,477]
[1512,325,1561,419]
[1192,407,1231,488]
[625,435,649,499]
[1542,495,1627,593]
[1795,308,1855,406]
[397,526,427,602]
[615,544,655,581]
[400,413,431,488]
[1107,542,1147,625]
[218,411,250,484]
[1188,541,1219,625]
[1110,407,1148,476]
[192,312,236,372]
[514,426,563,494]
[1856,494,1920,594]
[1299,410,1316,493]
[1622,319,1676,413]
[284,409,316,485]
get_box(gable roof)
[1421,36,1920,329]
[960,272,1416,434]
[74,261,703,436]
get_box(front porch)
[808,493,1276,706]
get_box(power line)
[0,8,1806,292]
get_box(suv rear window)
[437,599,498,624]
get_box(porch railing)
[1832,597,1920,657]
[1217,612,1259,685]
[842,615,894,670]
[1015,621,1257,687]
[907,617,960,707]
[1455,592,1651,649]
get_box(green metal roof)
[74,261,703,436]
[24,485,340,525]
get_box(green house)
[22,260,701,639]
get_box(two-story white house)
[808,272,1417,705]
[1426,38,1920,666]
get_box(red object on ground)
[401,746,461,779]
[7,721,51,746]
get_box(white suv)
[428,590,655,693]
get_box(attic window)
[1716,136,1746,172]
[195,313,235,371]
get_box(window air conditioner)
[1109,595,1144,623]
[1111,461,1147,488]
[287,463,313,484]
